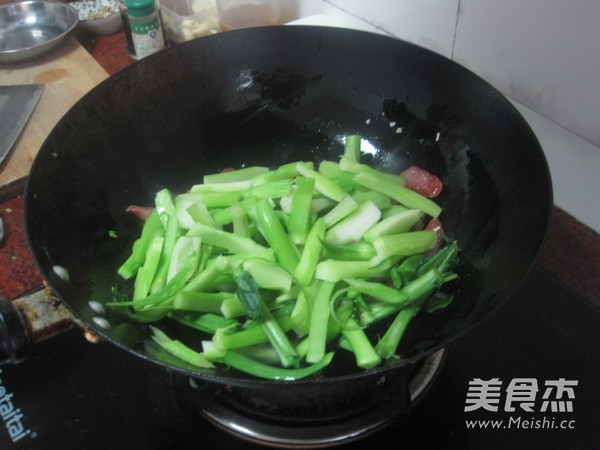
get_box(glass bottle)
[118,0,137,59]
[125,0,165,60]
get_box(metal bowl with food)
[22,26,551,443]
[0,0,78,63]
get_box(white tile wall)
[285,0,600,233]
[453,0,600,148]
[323,0,459,58]
[452,0,600,232]
[511,100,600,232]
[280,0,375,28]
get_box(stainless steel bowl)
[0,1,79,63]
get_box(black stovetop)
[1,267,598,449]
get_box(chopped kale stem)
[110,135,459,379]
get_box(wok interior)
[25,26,551,384]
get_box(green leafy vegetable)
[109,135,459,380]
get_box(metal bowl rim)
[0,1,79,57]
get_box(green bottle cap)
[125,0,156,17]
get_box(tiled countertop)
[2,25,599,310]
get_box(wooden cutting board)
[0,36,108,189]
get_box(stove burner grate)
[171,349,446,448]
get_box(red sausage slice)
[400,166,443,198]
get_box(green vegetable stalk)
[287,176,316,244]
[252,199,300,273]
[233,268,299,367]
[341,317,382,369]
[118,209,163,280]
[375,307,419,359]
[305,280,335,364]
[110,136,460,380]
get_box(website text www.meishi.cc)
[466,416,576,430]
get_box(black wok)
[24,26,551,389]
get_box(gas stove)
[1,267,598,449]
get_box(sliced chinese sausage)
[400,166,443,198]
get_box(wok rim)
[23,25,553,386]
